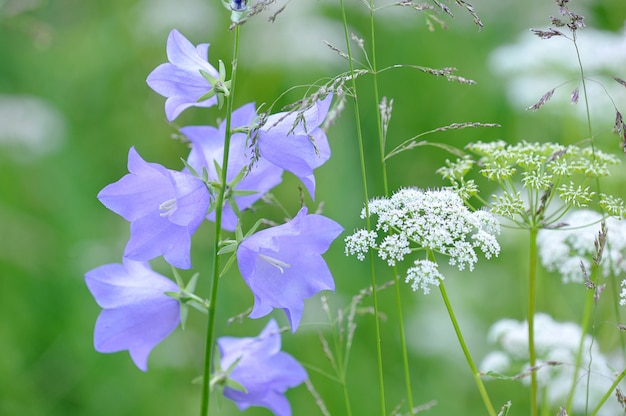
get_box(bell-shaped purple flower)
[98,147,211,269]
[218,319,307,416]
[256,94,333,199]
[146,29,220,121]
[236,207,343,331]
[181,103,283,231]
[85,259,180,371]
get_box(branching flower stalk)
[201,24,240,416]
[339,0,386,414]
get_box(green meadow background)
[2,0,626,415]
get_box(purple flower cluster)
[85,29,342,413]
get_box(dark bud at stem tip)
[230,0,247,12]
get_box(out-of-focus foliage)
[2,0,625,415]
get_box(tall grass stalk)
[366,1,415,413]
[339,1,386,414]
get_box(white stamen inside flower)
[159,198,177,217]
[258,253,291,274]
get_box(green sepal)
[213,159,223,180]
[219,252,238,278]
[231,189,258,197]
[179,302,189,329]
[197,89,217,103]
[180,158,200,178]
[185,272,200,294]
[218,60,227,82]
[244,218,265,239]
[218,240,238,255]
[187,299,209,314]
[235,221,244,243]
[200,69,218,86]
[164,291,180,300]
[229,165,247,189]
[224,378,247,393]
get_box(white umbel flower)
[345,188,501,293]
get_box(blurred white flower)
[537,209,626,283]
[481,313,623,415]
[0,95,66,161]
[489,24,626,122]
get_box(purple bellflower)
[217,319,307,416]
[85,259,180,371]
[146,29,220,121]
[97,147,211,270]
[236,207,343,331]
[256,94,333,199]
[181,103,283,231]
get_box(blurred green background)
[2,0,626,415]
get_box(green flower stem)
[435,271,497,416]
[200,24,240,416]
[339,0,386,414]
[367,1,414,412]
[590,367,626,415]
[528,227,539,416]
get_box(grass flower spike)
[236,206,343,331]
[217,319,307,416]
[84,259,180,371]
[182,103,283,231]
[146,29,221,121]
[97,147,211,269]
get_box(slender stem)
[435,266,497,416]
[366,1,413,412]
[200,24,240,416]
[339,1,386,414]
[590,367,626,415]
[572,31,594,150]
[528,227,538,416]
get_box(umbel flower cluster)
[437,140,626,226]
[345,188,500,294]
[84,29,342,415]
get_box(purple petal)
[97,147,210,269]
[218,319,307,416]
[257,96,333,198]
[146,29,219,121]
[237,207,343,331]
[85,259,180,371]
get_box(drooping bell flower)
[146,29,220,121]
[85,259,180,371]
[98,147,211,269]
[217,319,307,416]
[256,94,333,199]
[236,207,343,331]
[181,102,283,231]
